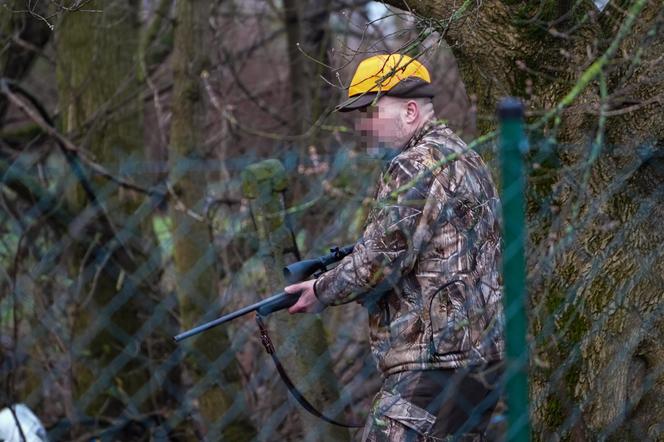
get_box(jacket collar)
[401,119,438,152]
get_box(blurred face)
[355,97,406,156]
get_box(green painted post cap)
[498,97,524,120]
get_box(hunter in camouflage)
[314,120,504,375]
[286,54,505,441]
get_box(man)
[285,54,505,441]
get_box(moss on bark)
[383,0,664,438]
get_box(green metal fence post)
[498,97,531,442]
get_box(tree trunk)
[284,0,308,135]
[241,159,350,441]
[55,0,167,434]
[169,0,256,439]
[302,0,333,131]
[283,0,333,133]
[383,1,664,439]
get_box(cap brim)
[335,78,436,113]
[335,93,379,113]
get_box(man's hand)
[285,279,326,314]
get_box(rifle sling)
[255,313,364,428]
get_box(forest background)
[0,0,662,441]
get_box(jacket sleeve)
[314,154,453,306]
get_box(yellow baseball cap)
[336,54,436,112]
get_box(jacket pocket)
[428,280,472,355]
[366,390,436,437]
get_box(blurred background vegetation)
[1,0,662,440]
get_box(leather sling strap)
[255,313,364,428]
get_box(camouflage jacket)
[314,121,505,375]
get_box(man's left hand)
[285,279,326,314]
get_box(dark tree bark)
[284,0,307,134]
[55,0,167,433]
[0,1,52,125]
[380,1,663,439]
[283,0,334,134]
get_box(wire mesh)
[2,102,663,441]
[1,1,663,440]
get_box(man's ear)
[404,100,419,124]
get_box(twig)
[531,0,650,130]
[0,79,218,224]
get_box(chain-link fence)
[2,0,663,440]
[2,91,662,441]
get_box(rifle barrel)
[173,242,356,343]
[173,291,287,342]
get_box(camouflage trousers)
[360,363,504,442]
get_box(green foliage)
[0,231,19,262]
[152,214,173,257]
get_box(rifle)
[173,244,354,342]
[173,243,363,428]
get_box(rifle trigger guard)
[255,313,275,354]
